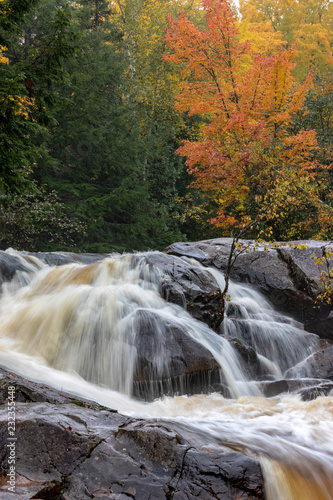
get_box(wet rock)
[0,250,106,289]
[1,250,225,331]
[0,369,102,408]
[0,369,264,500]
[285,346,333,380]
[228,339,263,380]
[0,252,33,287]
[260,378,333,397]
[27,251,106,267]
[3,241,333,339]
[297,383,333,400]
[166,239,305,322]
[165,239,333,340]
[129,309,221,400]
[140,253,224,330]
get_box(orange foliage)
[164,0,333,240]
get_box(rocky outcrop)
[2,240,332,340]
[137,252,224,330]
[165,239,333,340]
[0,249,277,401]
[29,251,107,267]
[259,377,333,399]
[0,369,264,499]
[0,244,332,498]
[129,309,266,400]
[131,309,221,400]
[0,251,36,284]
[0,250,106,289]
[0,250,224,330]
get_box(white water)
[0,248,332,499]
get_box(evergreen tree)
[0,0,84,250]
[35,0,184,252]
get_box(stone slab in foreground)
[0,369,263,500]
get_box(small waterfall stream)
[0,248,332,499]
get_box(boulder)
[0,250,224,331]
[0,251,35,287]
[0,369,264,500]
[128,310,266,400]
[285,346,333,380]
[138,253,224,330]
[27,251,106,267]
[3,241,333,340]
[129,309,221,400]
[0,250,106,289]
[259,377,333,398]
[228,339,263,380]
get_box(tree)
[107,0,207,244]
[294,75,333,163]
[0,0,84,250]
[0,0,77,193]
[34,0,186,252]
[164,0,333,242]
[0,190,85,251]
[240,0,333,78]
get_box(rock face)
[0,251,35,284]
[0,243,332,498]
[131,309,222,400]
[138,252,224,330]
[285,345,333,380]
[2,240,333,340]
[0,250,106,289]
[259,377,333,399]
[29,251,107,266]
[165,239,333,340]
[0,369,264,499]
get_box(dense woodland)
[1,0,333,252]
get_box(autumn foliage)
[165,0,333,240]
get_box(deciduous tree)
[165,0,333,241]
[240,0,333,78]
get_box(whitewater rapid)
[0,248,332,499]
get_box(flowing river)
[0,249,332,499]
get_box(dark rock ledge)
[165,239,333,340]
[0,369,264,500]
[2,239,333,340]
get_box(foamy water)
[0,248,332,499]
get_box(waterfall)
[206,264,318,373]
[0,248,332,499]
[0,250,258,398]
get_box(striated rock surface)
[130,309,222,400]
[0,369,264,500]
[285,345,333,381]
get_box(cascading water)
[0,248,332,499]
[0,251,255,398]
[180,257,319,376]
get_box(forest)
[1,0,333,252]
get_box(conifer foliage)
[1,0,333,251]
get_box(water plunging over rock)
[165,238,333,340]
[0,251,257,400]
[0,245,332,499]
[0,248,321,400]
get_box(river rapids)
[0,248,332,499]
